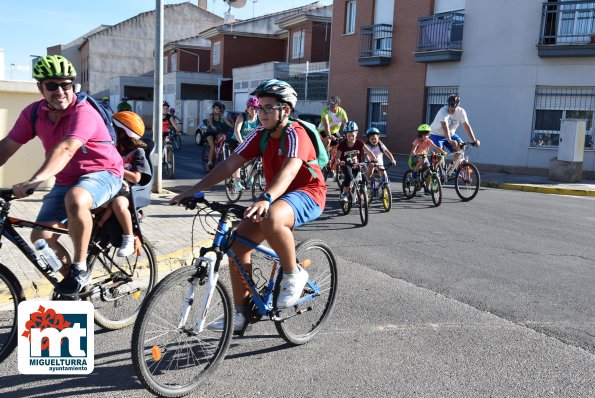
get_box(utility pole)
[152,0,164,193]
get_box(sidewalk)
[3,166,594,297]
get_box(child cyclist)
[336,121,376,203]
[364,127,396,181]
[409,124,445,194]
[98,111,152,257]
[170,79,327,331]
[230,96,261,190]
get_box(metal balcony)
[359,24,393,66]
[537,1,595,57]
[414,11,465,63]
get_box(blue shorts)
[429,133,463,153]
[278,191,322,229]
[36,171,123,223]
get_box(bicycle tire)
[402,170,417,199]
[430,174,443,207]
[454,162,480,202]
[167,145,175,178]
[225,175,242,203]
[335,169,345,191]
[0,264,24,364]
[173,134,182,151]
[250,167,266,201]
[86,239,158,330]
[382,184,392,212]
[274,239,338,346]
[132,265,234,398]
[358,183,369,226]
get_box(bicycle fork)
[177,256,219,333]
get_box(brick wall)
[222,35,287,77]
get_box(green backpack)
[259,118,329,178]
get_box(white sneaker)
[277,266,309,309]
[117,235,135,257]
[339,192,349,203]
[207,309,246,332]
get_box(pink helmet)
[246,97,259,107]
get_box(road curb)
[481,181,595,196]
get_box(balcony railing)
[537,1,595,57]
[359,24,393,66]
[415,11,464,63]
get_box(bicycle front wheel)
[173,134,182,150]
[274,239,338,346]
[382,184,392,212]
[454,162,480,202]
[430,174,443,207]
[201,145,210,172]
[250,167,266,201]
[86,238,158,330]
[358,184,369,226]
[132,265,234,398]
[224,175,242,203]
[402,170,417,199]
[0,264,23,363]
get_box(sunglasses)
[328,102,337,106]
[43,81,73,92]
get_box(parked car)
[295,113,321,129]
[195,111,242,145]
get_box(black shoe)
[424,187,431,195]
[55,266,92,295]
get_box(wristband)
[258,192,272,204]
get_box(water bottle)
[34,239,62,272]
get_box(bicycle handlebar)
[181,193,245,219]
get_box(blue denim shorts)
[429,133,463,153]
[36,171,122,223]
[278,191,322,229]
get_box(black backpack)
[30,92,117,145]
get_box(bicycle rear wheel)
[340,192,352,215]
[382,184,392,212]
[454,162,480,202]
[335,169,345,190]
[0,264,23,363]
[132,265,233,398]
[358,184,369,226]
[86,238,158,330]
[163,145,175,179]
[173,134,182,150]
[224,175,243,203]
[402,170,417,199]
[274,239,338,346]
[430,174,443,207]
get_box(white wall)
[435,0,465,14]
[426,0,595,171]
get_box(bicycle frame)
[184,208,321,333]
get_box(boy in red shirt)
[171,79,326,331]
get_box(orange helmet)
[113,111,145,138]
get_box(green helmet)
[33,55,77,81]
[417,123,431,132]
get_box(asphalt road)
[1,135,593,397]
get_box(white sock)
[72,261,87,272]
[122,235,134,245]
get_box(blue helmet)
[343,121,358,133]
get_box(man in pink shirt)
[0,55,124,295]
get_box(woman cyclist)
[364,127,396,182]
[206,101,234,171]
[336,121,376,202]
[230,97,261,190]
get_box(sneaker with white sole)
[117,235,135,257]
[277,266,309,309]
[339,192,349,203]
[55,265,92,295]
[234,181,245,191]
[207,308,246,332]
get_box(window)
[367,88,389,135]
[532,87,595,148]
[171,53,177,72]
[213,41,221,66]
[292,30,305,59]
[345,1,356,34]
[425,87,458,123]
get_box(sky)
[0,0,331,81]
